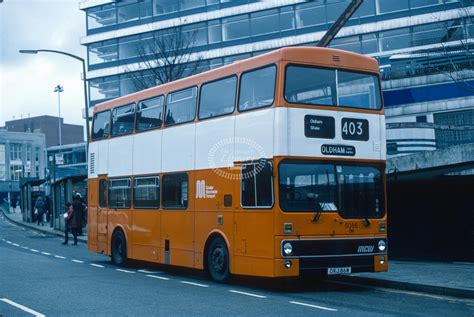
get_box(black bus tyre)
[207,237,230,283]
[111,229,127,266]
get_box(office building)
[79,0,474,156]
[6,115,84,147]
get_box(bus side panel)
[193,169,236,270]
[131,208,160,262]
[160,173,195,268]
[233,211,275,277]
[87,178,99,253]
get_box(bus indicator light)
[284,223,293,234]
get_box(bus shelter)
[51,175,87,231]
[19,177,46,223]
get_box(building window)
[10,165,22,181]
[90,77,120,101]
[112,103,135,136]
[136,95,164,131]
[162,173,188,209]
[87,4,117,30]
[88,40,118,65]
[379,28,411,51]
[26,145,32,162]
[222,15,249,41]
[295,3,326,29]
[154,0,179,15]
[434,109,474,149]
[208,20,222,43]
[35,147,40,162]
[117,0,140,24]
[377,0,409,14]
[0,144,5,181]
[10,143,22,161]
[108,178,131,209]
[165,87,197,126]
[134,176,160,209]
[119,35,141,59]
[241,161,273,208]
[199,76,236,119]
[238,65,276,112]
[250,9,279,37]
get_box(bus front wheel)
[111,229,127,266]
[207,237,230,283]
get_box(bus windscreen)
[284,65,382,110]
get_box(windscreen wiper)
[363,218,371,227]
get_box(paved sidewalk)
[335,259,474,299]
[1,207,472,298]
[1,207,87,243]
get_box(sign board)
[55,153,64,165]
[304,115,335,139]
[321,144,356,157]
[341,118,369,141]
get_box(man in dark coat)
[73,194,85,236]
[35,197,45,226]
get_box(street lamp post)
[19,49,91,150]
[54,84,64,146]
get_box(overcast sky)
[0,0,86,132]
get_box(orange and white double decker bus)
[87,47,387,282]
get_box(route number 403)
[341,118,369,141]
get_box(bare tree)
[125,27,203,91]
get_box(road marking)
[116,269,135,274]
[228,290,267,299]
[290,301,338,312]
[12,243,20,247]
[90,264,105,268]
[0,298,46,317]
[180,281,209,288]
[138,269,164,274]
[6,241,12,244]
[54,255,66,259]
[21,246,29,250]
[71,259,84,263]
[30,249,39,253]
[378,287,474,304]
[146,274,170,280]
[41,252,51,256]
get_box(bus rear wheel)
[207,237,230,283]
[111,229,127,266]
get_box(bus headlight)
[379,256,385,265]
[378,240,386,252]
[284,260,292,269]
[283,242,293,256]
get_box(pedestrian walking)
[11,196,17,213]
[62,202,78,245]
[73,193,85,236]
[34,196,46,226]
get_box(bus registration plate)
[327,267,351,275]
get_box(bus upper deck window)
[92,110,111,140]
[111,103,135,136]
[238,65,276,112]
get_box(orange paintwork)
[88,47,387,278]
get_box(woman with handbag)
[62,202,78,245]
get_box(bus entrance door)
[97,177,108,254]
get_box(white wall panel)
[97,139,109,175]
[133,130,162,175]
[235,108,274,161]
[195,116,235,170]
[162,124,195,173]
[108,137,133,177]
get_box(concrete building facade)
[0,129,47,199]
[79,0,474,156]
[6,115,84,147]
